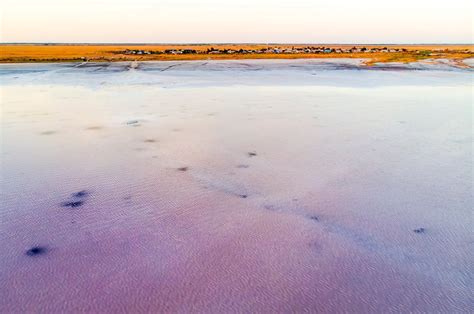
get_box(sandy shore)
[1,44,473,64]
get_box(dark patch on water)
[86,126,103,130]
[248,151,257,157]
[61,201,84,208]
[144,139,157,143]
[264,204,277,211]
[126,120,141,127]
[61,189,91,207]
[309,215,319,221]
[177,167,189,172]
[72,190,89,198]
[236,164,250,169]
[413,227,426,234]
[239,194,248,199]
[39,130,57,135]
[307,241,322,251]
[26,246,47,257]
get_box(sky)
[1,0,473,43]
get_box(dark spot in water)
[239,194,248,198]
[413,228,425,234]
[144,139,157,143]
[172,128,182,132]
[72,190,89,198]
[86,126,103,130]
[264,204,277,211]
[26,246,47,257]
[307,240,321,249]
[61,201,84,208]
[126,120,141,127]
[248,151,257,157]
[123,195,132,200]
[309,215,319,221]
[40,130,57,135]
[236,164,250,169]
[177,167,189,172]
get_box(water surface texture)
[1,60,473,313]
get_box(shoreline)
[1,58,472,72]
[1,44,473,65]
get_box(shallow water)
[1,60,473,313]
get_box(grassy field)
[1,44,473,65]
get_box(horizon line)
[1,42,473,46]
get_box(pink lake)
[1,60,472,313]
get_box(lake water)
[1,59,472,313]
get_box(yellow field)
[1,44,473,65]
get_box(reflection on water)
[1,60,472,312]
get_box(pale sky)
[1,0,473,43]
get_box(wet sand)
[0,60,472,312]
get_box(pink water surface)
[1,60,472,312]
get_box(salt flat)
[1,59,472,312]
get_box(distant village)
[117,46,411,56]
